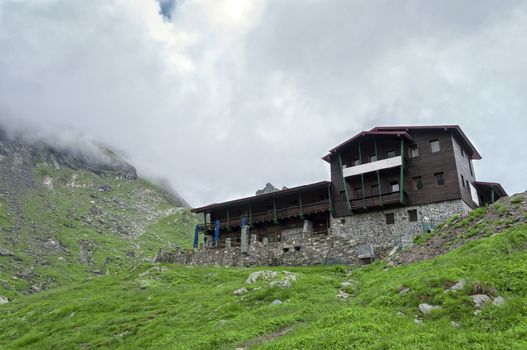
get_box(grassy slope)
[0,165,196,299]
[1,224,526,349]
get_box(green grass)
[1,224,526,349]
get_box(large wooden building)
[192,125,506,249]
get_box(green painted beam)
[359,142,366,208]
[273,199,278,223]
[376,170,383,207]
[249,205,253,225]
[338,153,352,213]
[299,194,304,219]
[327,184,334,216]
[400,138,404,204]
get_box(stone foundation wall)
[156,199,472,267]
[155,234,364,267]
[329,199,471,248]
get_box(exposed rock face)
[233,287,248,296]
[471,294,491,308]
[419,303,442,314]
[246,271,278,284]
[255,183,279,196]
[0,296,8,304]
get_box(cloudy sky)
[0,0,526,206]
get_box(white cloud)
[0,0,526,206]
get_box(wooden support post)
[359,142,366,209]
[400,138,404,204]
[299,194,304,219]
[327,184,334,216]
[273,199,278,223]
[226,208,230,227]
[338,153,352,213]
[249,205,253,225]
[203,212,207,230]
[376,170,383,207]
[491,187,495,203]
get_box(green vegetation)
[1,224,526,349]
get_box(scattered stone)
[492,296,505,306]
[139,279,154,289]
[98,185,113,192]
[398,286,411,295]
[0,296,8,304]
[208,272,217,277]
[218,320,227,326]
[233,287,248,296]
[29,285,41,293]
[388,246,399,256]
[474,310,481,316]
[396,311,406,317]
[446,280,465,292]
[341,281,353,287]
[471,294,491,308]
[58,257,65,262]
[270,299,282,306]
[414,318,423,324]
[450,321,460,328]
[0,249,14,257]
[0,280,9,290]
[337,290,350,300]
[246,270,278,284]
[419,303,442,314]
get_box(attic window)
[430,139,440,153]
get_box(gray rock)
[341,281,353,287]
[337,290,350,300]
[414,318,423,324]
[0,280,9,290]
[492,296,505,306]
[0,295,8,304]
[471,294,491,308]
[419,303,442,314]
[270,299,282,305]
[450,321,460,328]
[398,287,411,295]
[447,280,465,292]
[0,249,14,257]
[246,270,278,284]
[233,287,248,296]
[29,285,41,293]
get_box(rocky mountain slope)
[0,129,196,299]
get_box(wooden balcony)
[349,191,408,211]
[205,200,330,230]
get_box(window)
[369,154,377,162]
[408,144,419,158]
[413,176,423,190]
[352,159,361,166]
[371,184,379,195]
[386,149,396,158]
[340,190,346,202]
[461,175,465,188]
[390,181,399,192]
[469,160,473,176]
[466,179,470,189]
[385,213,395,225]
[408,209,418,222]
[460,148,465,158]
[355,187,363,198]
[430,139,440,153]
[434,172,445,186]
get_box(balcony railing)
[342,155,405,178]
[349,191,408,211]
[205,200,330,230]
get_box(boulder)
[0,249,14,257]
[270,299,282,306]
[492,296,505,306]
[471,294,491,308]
[233,287,248,296]
[419,303,442,314]
[246,271,278,284]
[0,295,8,304]
[337,290,350,300]
[447,280,465,292]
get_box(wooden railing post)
[327,184,334,216]
[273,199,278,223]
[376,170,383,207]
[299,194,304,219]
[400,138,405,204]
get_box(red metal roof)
[192,180,331,213]
[323,125,482,162]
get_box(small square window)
[386,149,396,158]
[466,179,470,188]
[434,172,445,186]
[469,160,473,176]
[283,247,290,253]
[408,209,418,222]
[461,175,465,187]
[340,218,346,224]
[369,154,377,162]
[430,139,440,153]
[408,144,419,158]
[390,181,399,192]
[461,148,465,158]
[413,176,423,190]
[385,213,395,225]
